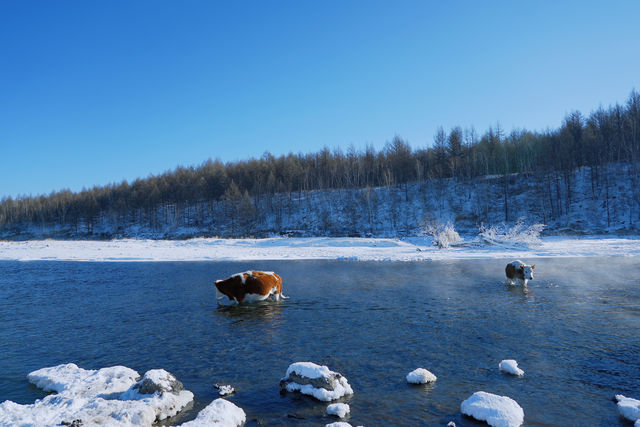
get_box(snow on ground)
[498,360,524,377]
[0,236,639,262]
[460,391,524,427]
[0,364,193,427]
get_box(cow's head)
[521,264,535,280]
[214,277,240,300]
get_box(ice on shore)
[498,360,524,377]
[280,362,353,402]
[327,402,350,418]
[616,394,640,424]
[406,368,437,384]
[179,398,245,426]
[460,391,524,427]
[0,363,193,427]
[2,236,640,262]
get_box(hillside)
[2,161,638,240]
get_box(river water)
[1,258,639,426]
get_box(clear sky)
[1,1,639,198]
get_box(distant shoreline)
[1,236,639,262]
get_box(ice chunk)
[498,360,524,377]
[616,394,640,423]
[327,403,350,418]
[281,362,353,402]
[0,364,193,427]
[460,391,524,427]
[325,423,352,427]
[406,368,437,384]
[214,384,235,396]
[179,398,246,426]
[27,363,139,396]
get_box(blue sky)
[1,1,639,198]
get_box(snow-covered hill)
[2,162,639,240]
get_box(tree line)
[1,89,639,235]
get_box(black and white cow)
[505,260,535,286]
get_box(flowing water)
[1,258,639,426]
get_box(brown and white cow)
[214,270,288,304]
[505,260,535,286]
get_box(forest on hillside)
[1,90,639,238]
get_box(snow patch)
[285,362,332,380]
[498,360,524,377]
[1,236,640,262]
[0,364,193,427]
[423,221,464,249]
[327,403,350,418]
[460,391,524,427]
[214,384,235,396]
[616,394,640,423]
[27,363,139,396]
[179,398,245,426]
[406,368,437,384]
[479,221,545,248]
[281,362,353,402]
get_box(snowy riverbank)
[1,236,639,262]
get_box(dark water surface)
[1,258,639,426]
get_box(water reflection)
[214,300,286,323]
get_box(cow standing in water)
[214,270,288,304]
[505,261,535,286]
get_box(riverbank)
[1,236,639,262]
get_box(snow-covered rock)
[460,391,524,427]
[327,403,350,418]
[27,363,139,396]
[214,384,235,396]
[179,398,246,426]
[498,360,524,377]
[0,364,193,427]
[406,368,437,384]
[616,394,640,423]
[280,362,353,401]
[128,369,185,395]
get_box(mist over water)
[1,258,639,426]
